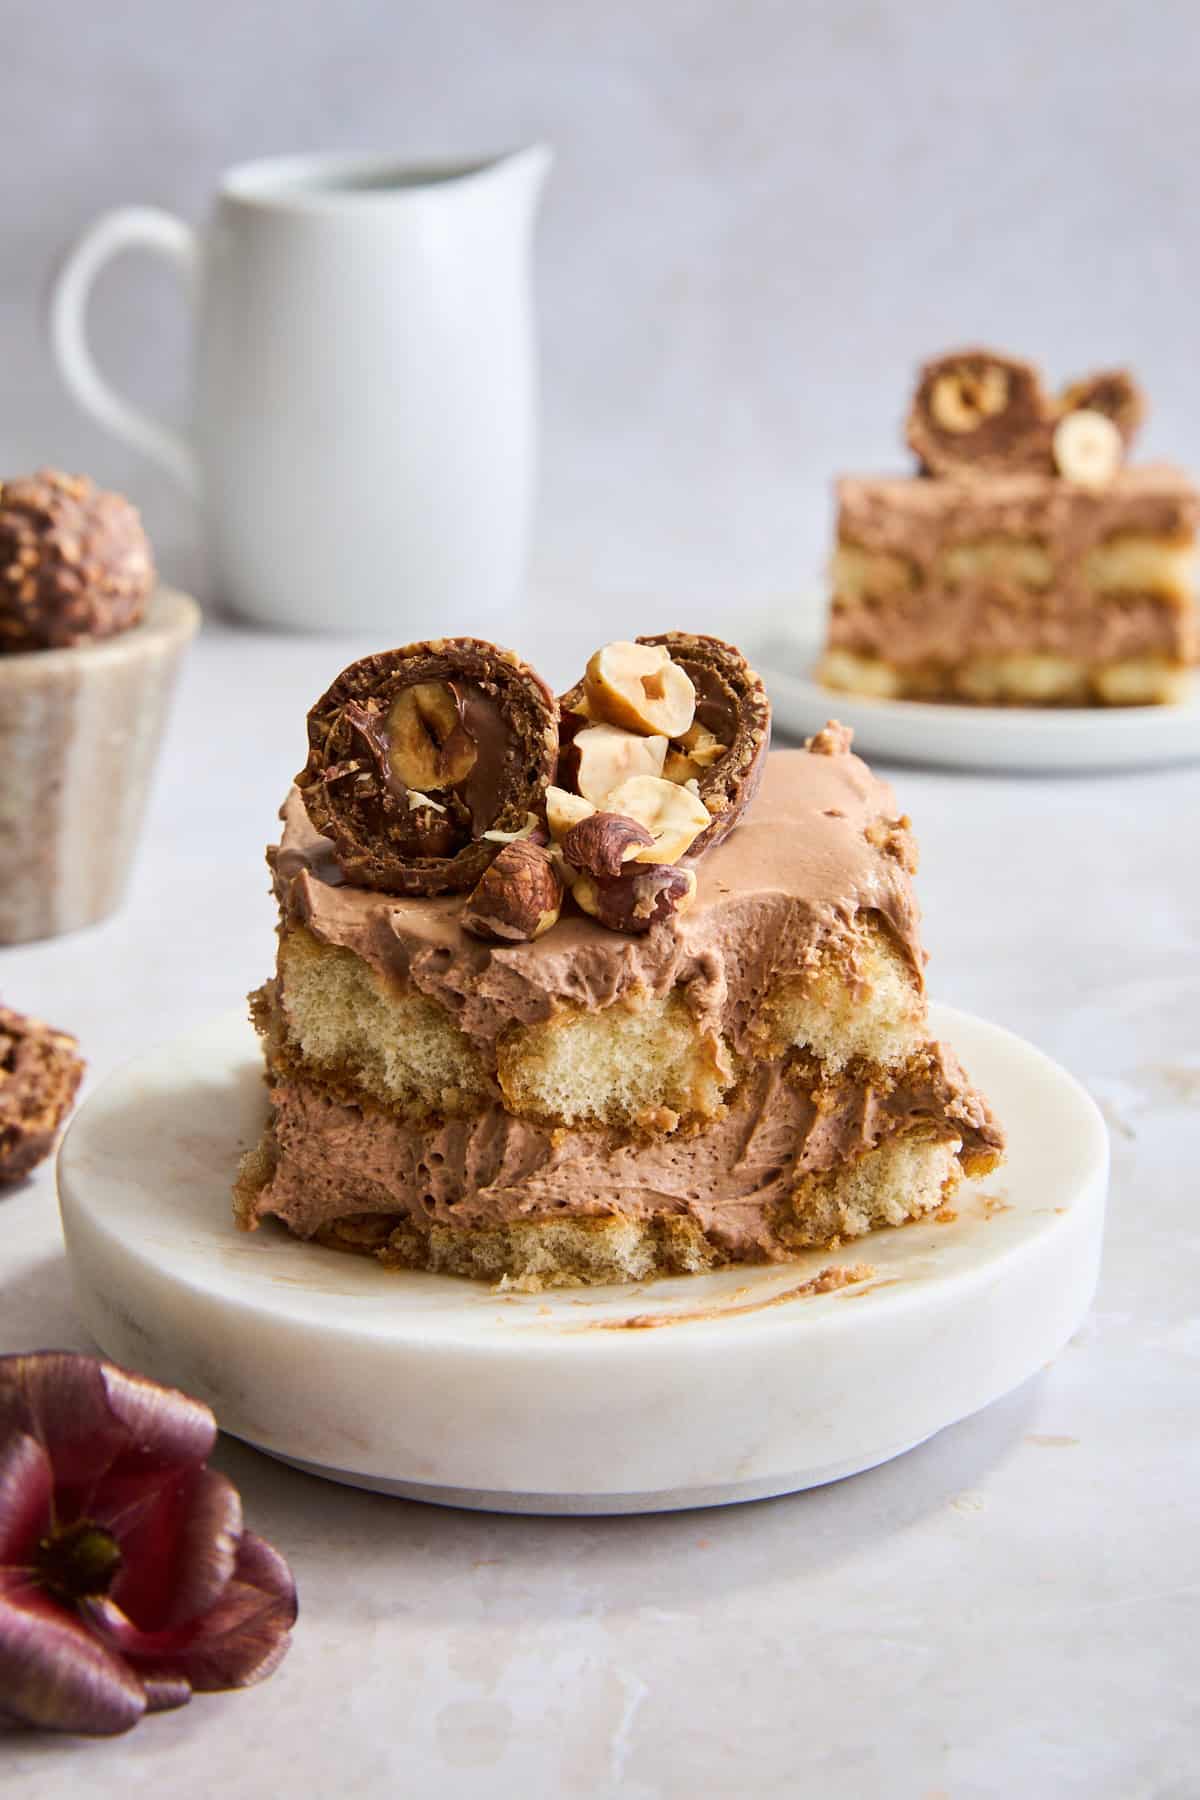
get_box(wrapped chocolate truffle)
[0,470,154,653]
[297,638,560,896]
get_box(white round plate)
[57,1006,1107,1515]
[753,626,1200,772]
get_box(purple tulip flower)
[0,1352,297,1735]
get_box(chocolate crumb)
[0,1004,85,1182]
[806,721,854,757]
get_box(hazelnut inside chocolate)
[905,349,1053,479]
[338,677,510,863]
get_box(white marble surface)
[1,609,1197,1795]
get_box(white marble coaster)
[57,1005,1107,1514]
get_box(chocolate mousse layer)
[240,1044,1002,1260]
[836,466,1200,574]
[271,741,925,1062]
[829,585,1193,667]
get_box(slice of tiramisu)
[236,632,1003,1288]
[820,348,1199,706]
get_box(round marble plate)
[753,628,1200,773]
[57,1005,1107,1515]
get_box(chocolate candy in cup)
[1057,369,1145,453]
[634,632,771,856]
[905,348,1053,478]
[297,638,559,895]
[0,470,155,653]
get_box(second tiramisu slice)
[821,349,1199,705]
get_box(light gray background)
[4,0,1200,610]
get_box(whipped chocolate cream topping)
[249,1045,1001,1256]
[271,744,925,1056]
[837,466,1200,573]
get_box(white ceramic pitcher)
[49,147,552,634]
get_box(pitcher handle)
[47,206,200,497]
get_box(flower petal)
[84,1531,297,1693]
[99,1361,217,1473]
[0,1569,146,1736]
[0,1354,216,1506]
[104,1466,242,1632]
[0,1431,52,1563]
[0,1354,131,1496]
[0,1354,292,1728]
[171,1531,298,1693]
[140,1671,193,1714]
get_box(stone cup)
[0,587,199,944]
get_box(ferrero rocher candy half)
[635,632,771,855]
[553,630,771,932]
[905,348,1053,479]
[297,638,558,895]
[1057,368,1145,453]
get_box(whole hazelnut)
[461,840,563,943]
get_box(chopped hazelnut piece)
[604,774,711,865]
[545,785,597,841]
[1052,409,1122,489]
[572,724,668,805]
[583,641,697,738]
